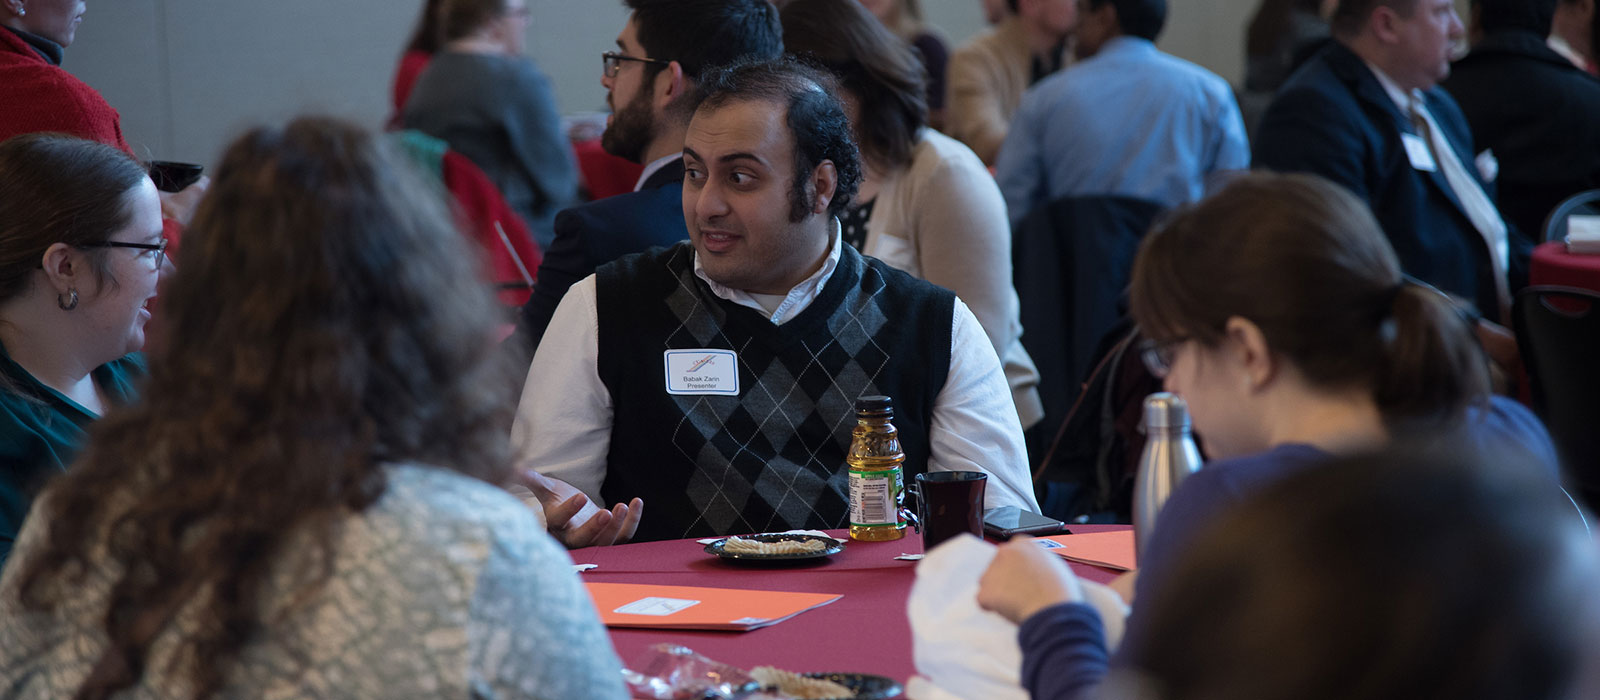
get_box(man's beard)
[600,88,656,164]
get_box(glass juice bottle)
[847,395,906,541]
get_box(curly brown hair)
[12,117,520,699]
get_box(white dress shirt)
[511,224,1040,516]
[632,153,683,192]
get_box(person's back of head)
[779,0,927,170]
[1086,0,1168,41]
[438,0,508,42]
[1474,0,1559,36]
[12,116,519,699]
[626,0,783,85]
[1125,446,1600,700]
[1128,172,1489,431]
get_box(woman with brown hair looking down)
[0,118,626,699]
[975,172,1561,700]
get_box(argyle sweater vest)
[595,242,954,541]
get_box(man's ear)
[1369,5,1403,44]
[1223,316,1278,392]
[656,61,688,109]
[810,160,838,215]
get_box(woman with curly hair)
[0,118,626,699]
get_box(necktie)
[1409,95,1511,320]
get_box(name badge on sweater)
[1402,133,1437,172]
[664,350,739,395]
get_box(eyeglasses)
[1138,336,1190,379]
[602,51,671,79]
[78,239,169,269]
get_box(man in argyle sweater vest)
[511,59,1039,546]
[595,240,953,540]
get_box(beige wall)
[60,0,1303,168]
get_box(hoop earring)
[57,288,78,311]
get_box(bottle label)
[849,469,901,527]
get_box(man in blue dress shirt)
[994,0,1249,227]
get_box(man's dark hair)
[1331,0,1418,36]
[1476,0,1558,35]
[624,0,784,82]
[1087,0,1168,40]
[695,57,864,222]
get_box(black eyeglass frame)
[76,239,169,267]
[1138,336,1191,379]
[602,51,672,79]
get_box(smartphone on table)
[982,506,1068,540]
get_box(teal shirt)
[0,344,144,569]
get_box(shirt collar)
[634,153,683,192]
[1091,36,1154,61]
[2,25,63,65]
[691,218,843,325]
[1364,59,1422,115]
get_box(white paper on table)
[904,534,1129,700]
[1566,215,1600,254]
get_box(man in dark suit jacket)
[1254,0,1528,323]
[1444,0,1600,242]
[511,0,783,358]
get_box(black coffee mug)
[909,471,987,551]
[148,160,204,193]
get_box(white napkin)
[904,534,1131,700]
[1566,215,1600,254]
[905,535,1028,700]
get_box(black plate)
[703,533,845,561]
[800,672,903,700]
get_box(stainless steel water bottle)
[1133,392,1203,557]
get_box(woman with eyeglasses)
[402,0,576,250]
[0,134,167,571]
[974,172,1561,700]
[0,118,627,698]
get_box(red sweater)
[0,27,131,154]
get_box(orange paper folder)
[1039,530,1138,571]
[586,582,842,631]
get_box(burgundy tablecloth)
[1531,241,1600,293]
[574,525,1130,684]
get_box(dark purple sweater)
[1017,396,1558,700]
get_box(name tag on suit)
[1402,133,1437,172]
[664,349,739,396]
